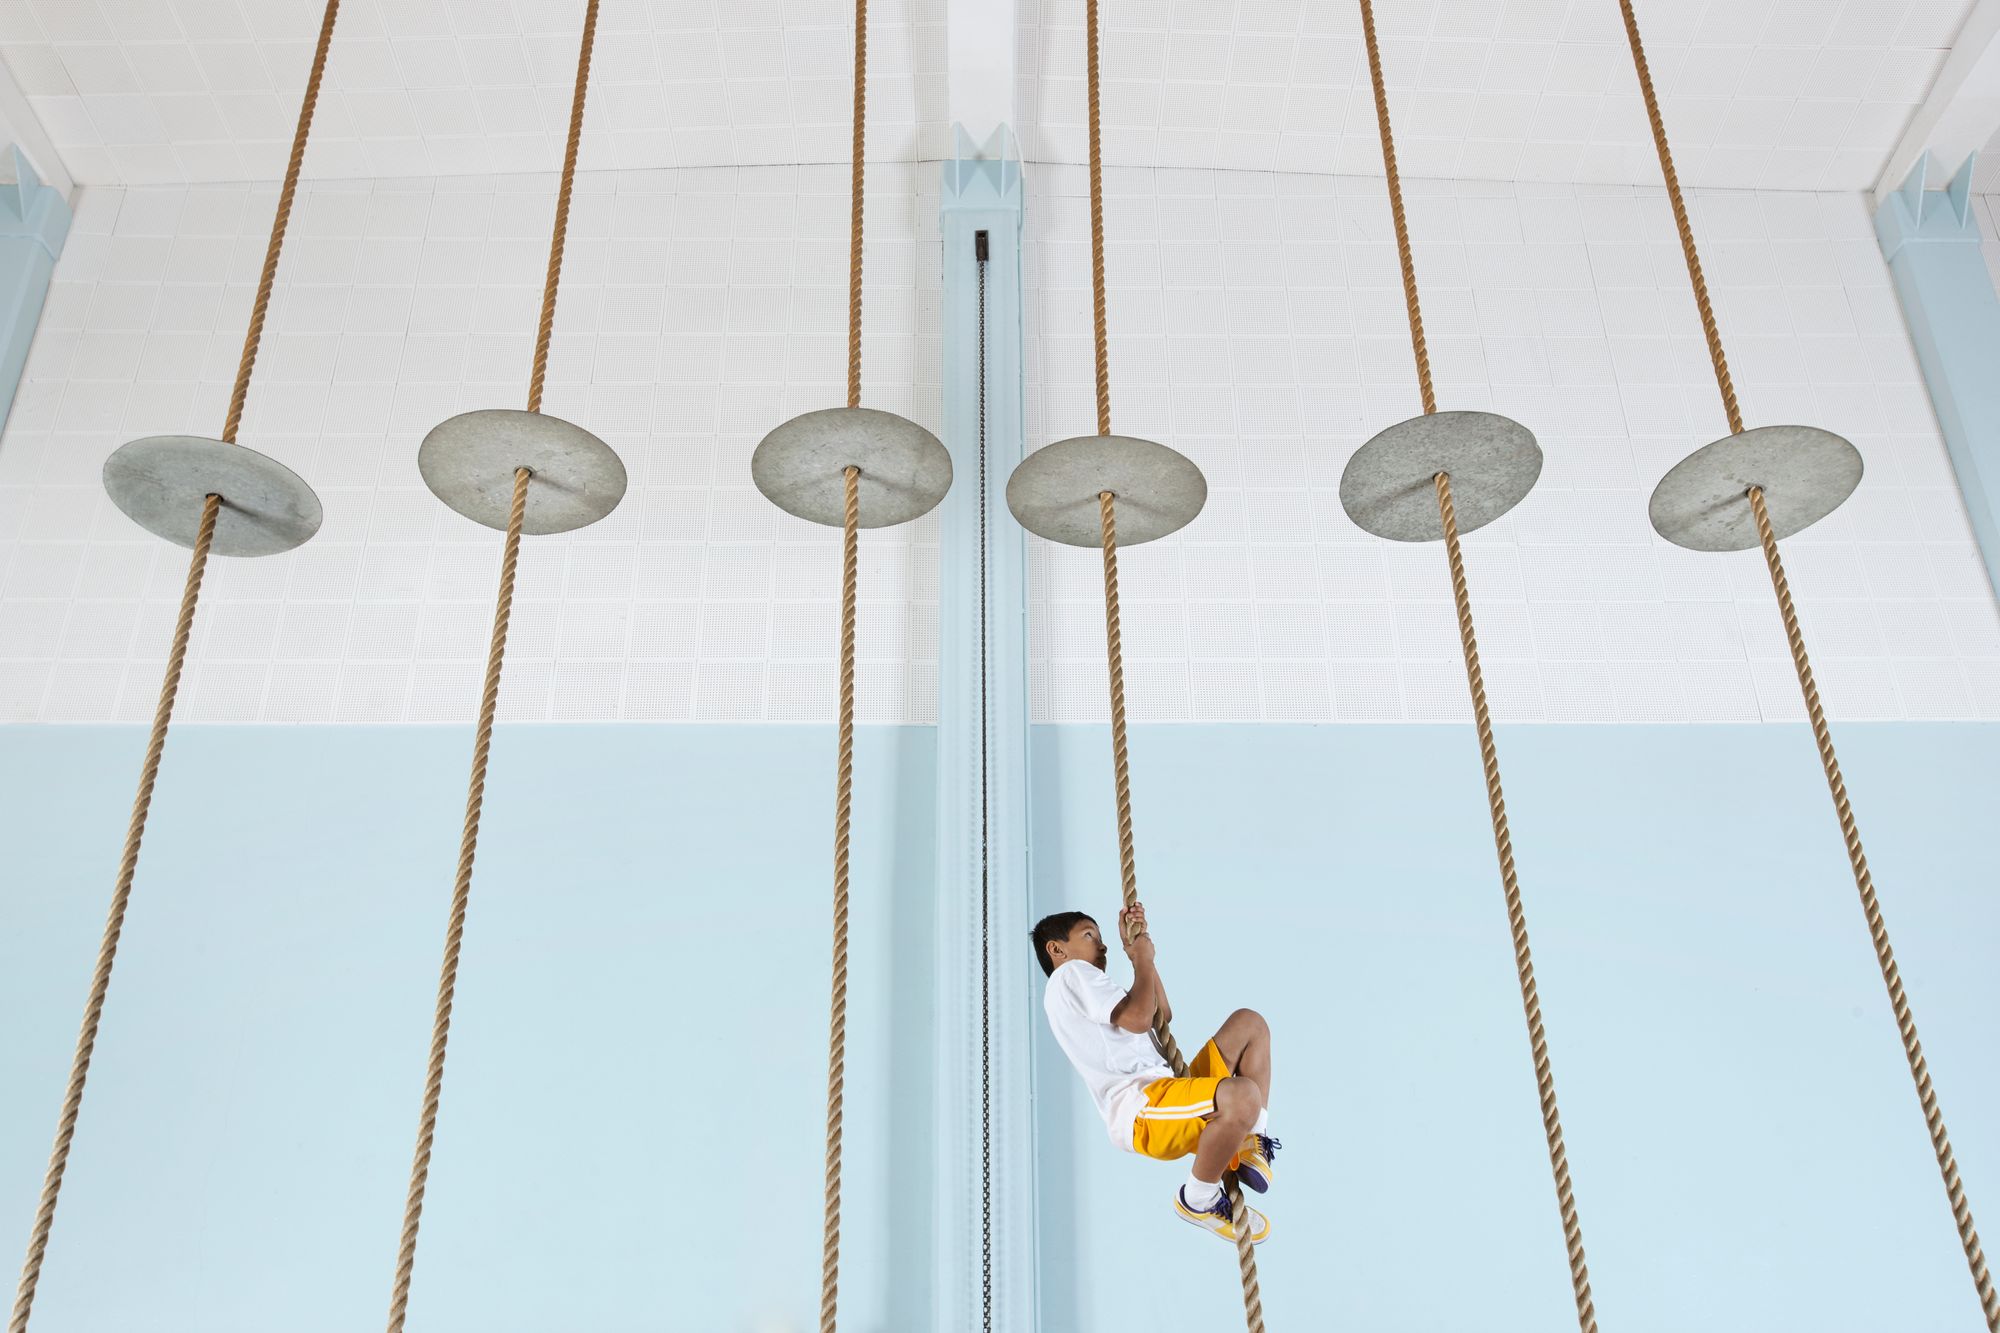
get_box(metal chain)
[975,232,994,1333]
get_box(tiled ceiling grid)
[0,0,950,185]
[3,161,1997,727]
[1017,0,1975,192]
[1022,162,2000,724]
[0,162,943,724]
[0,0,1976,192]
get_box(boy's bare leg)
[1192,1076,1262,1182]
[1208,1007,1272,1104]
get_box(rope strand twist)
[846,0,868,408]
[1357,0,1435,415]
[11,4,344,1325]
[1437,472,1598,1333]
[1098,493,1263,1331]
[1085,0,1112,435]
[1615,0,1741,436]
[526,0,600,415]
[222,0,342,444]
[9,496,221,1333]
[821,466,861,1332]
[1749,488,1997,1331]
[384,467,531,1333]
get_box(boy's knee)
[1229,1007,1268,1035]
[1214,1076,1262,1122]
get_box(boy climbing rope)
[1033,903,1277,1245]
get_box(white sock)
[1252,1108,1269,1136]
[1182,1174,1223,1209]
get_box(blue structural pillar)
[932,133,1034,1331]
[1876,152,2000,597]
[0,147,69,432]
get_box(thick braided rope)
[1097,493,1264,1331]
[526,0,601,416]
[1356,0,1435,415]
[12,2,337,1319]
[821,467,861,1332]
[846,0,867,408]
[1085,0,1111,435]
[1615,0,1742,436]
[9,496,220,1333]
[1749,489,1999,1331]
[384,467,531,1333]
[222,0,341,445]
[1436,473,1598,1333]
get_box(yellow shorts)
[1131,1039,1237,1163]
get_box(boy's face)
[1047,917,1109,972]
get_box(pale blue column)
[932,132,1034,1332]
[1875,152,2000,597]
[0,147,69,432]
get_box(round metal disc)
[1339,410,1541,543]
[1649,425,1862,551]
[419,409,627,535]
[1005,434,1207,548]
[103,435,323,557]
[752,407,953,529]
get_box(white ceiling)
[0,0,1979,191]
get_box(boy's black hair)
[1030,911,1096,977]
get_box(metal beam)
[1875,0,2000,208]
[946,0,1016,150]
[1876,151,2000,598]
[0,146,69,434]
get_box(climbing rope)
[1616,1,1994,1323]
[384,466,530,1333]
[847,0,868,409]
[819,0,878,1315]
[384,4,600,1327]
[1436,474,1597,1331]
[1074,0,1256,1318]
[9,498,220,1333]
[1085,0,1111,435]
[1357,0,1434,416]
[528,0,601,416]
[1353,1,1598,1324]
[1748,490,1998,1330]
[1615,0,1741,437]
[9,3,342,1326]
[1097,493,1264,1330]
[819,466,861,1333]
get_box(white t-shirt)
[1043,959,1173,1151]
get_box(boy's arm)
[1122,903,1171,1027]
[1108,934,1161,1034]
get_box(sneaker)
[1234,1134,1280,1194]
[1174,1186,1272,1245]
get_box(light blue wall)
[3,721,1997,1331]
[0,724,935,1333]
[1031,723,2000,1333]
